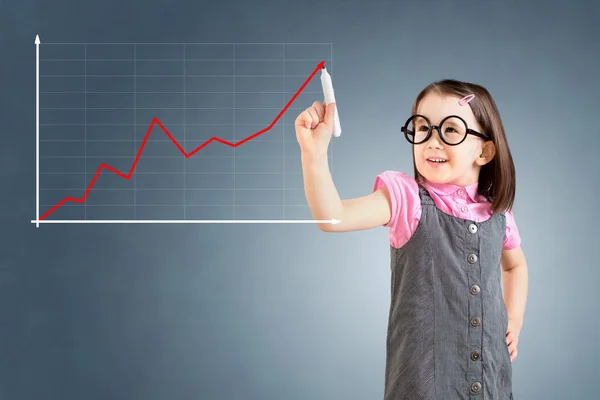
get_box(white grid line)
[40,58,331,62]
[41,172,304,175]
[40,91,324,94]
[40,204,311,207]
[40,139,290,142]
[233,44,236,218]
[41,188,307,191]
[40,74,312,78]
[40,155,301,159]
[133,44,136,219]
[40,107,311,110]
[183,44,186,219]
[282,44,285,218]
[84,44,87,220]
[40,123,299,126]
[40,156,302,159]
[42,42,332,45]
[330,43,333,177]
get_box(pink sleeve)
[373,171,421,248]
[503,209,521,250]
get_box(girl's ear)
[476,141,496,166]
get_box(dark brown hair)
[411,79,516,213]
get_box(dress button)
[470,316,481,327]
[458,189,465,196]
[470,284,480,295]
[471,350,481,361]
[471,381,482,393]
[468,223,477,233]
[467,254,478,264]
[461,205,468,212]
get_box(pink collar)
[421,178,481,202]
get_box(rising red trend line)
[39,60,326,221]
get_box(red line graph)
[39,60,326,221]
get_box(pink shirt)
[373,170,521,250]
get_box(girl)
[295,79,529,400]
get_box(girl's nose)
[427,129,444,148]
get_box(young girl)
[295,79,529,400]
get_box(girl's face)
[412,92,495,187]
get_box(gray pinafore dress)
[384,186,513,399]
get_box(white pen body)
[320,68,341,137]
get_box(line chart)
[32,37,339,226]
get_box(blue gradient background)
[2,0,599,399]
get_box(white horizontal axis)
[31,219,341,225]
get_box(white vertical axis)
[84,44,87,220]
[282,44,285,219]
[183,44,186,220]
[233,44,236,219]
[35,35,40,227]
[133,44,136,219]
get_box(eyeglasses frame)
[401,114,490,146]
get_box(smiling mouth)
[427,158,448,163]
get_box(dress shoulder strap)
[417,184,435,206]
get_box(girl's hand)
[295,101,336,160]
[506,319,520,362]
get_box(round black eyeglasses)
[401,114,490,146]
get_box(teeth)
[429,158,447,163]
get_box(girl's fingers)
[312,100,325,120]
[506,331,515,345]
[306,107,320,129]
[509,347,518,361]
[507,339,518,361]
